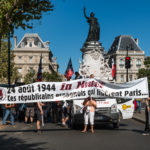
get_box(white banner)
[0,77,149,104]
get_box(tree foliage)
[24,68,37,84]
[42,72,62,82]
[24,70,62,84]
[0,38,19,83]
[0,0,54,83]
[0,0,54,36]
[144,57,150,69]
[137,57,150,88]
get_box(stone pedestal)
[79,41,113,82]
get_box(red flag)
[112,59,115,79]
[64,58,74,80]
[0,89,3,100]
[37,55,42,82]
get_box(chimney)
[134,38,138,45]
[14,35,17,48]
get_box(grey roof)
[17,33,49,49]
[108,35,142,54]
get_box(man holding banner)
[1,104,16,126]
[82,97,97,133]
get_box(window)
[18,68,22,73]
[29,42,32,47]
[136,59,141,66]
[116,98,132,104]
[130,60,133,68]
[121,75,124,82]
[136,59,141,68]
[38,42,41,48]
[29,56,33,63]
[129,75,132,81]
[18,56,22,62]
[119,59,124,68]
[21,42,24,48]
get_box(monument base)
[79,41,114,82]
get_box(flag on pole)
[37,54,42,82]
[112,58,116,79]
[64,58,74,80]
[0,89,3,100]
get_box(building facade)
[107,35,145,83]
[13,33,58,82]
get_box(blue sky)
[13,0,150,75]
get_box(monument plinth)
[79,8,113,82]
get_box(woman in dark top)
[143,97,150,135]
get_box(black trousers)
[145,107,150,132]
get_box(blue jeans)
[136,101,141,113]
[2,109,15,125]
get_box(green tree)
[0,38,19,83]
[0,0,54,37]
[0,0,54,84]
[24,68,37,84]
[24,70,62,84]
[42,72,62,82]
[137,57,150,88]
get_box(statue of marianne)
[83,7,100,42]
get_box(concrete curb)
[132,117,145,124]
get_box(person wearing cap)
[81,97,97,133]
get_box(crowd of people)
[0,98,98,134]
[0,72,150,136]
[1,95,149,135]
[0,71,82,133]
[0,72,98,134]
[0,101,73,134]
[134,98,143,113]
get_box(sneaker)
[142,133,149,136]
[62,123,66,127]
[64,124,69,128]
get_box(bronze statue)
[83,8,100,42]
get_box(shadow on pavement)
[94,123,128,130]
[0,134,46,150]
[131,129,144,134]
[0,122,145,135]
[0,128,71,133]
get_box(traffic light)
[125,56,131,69]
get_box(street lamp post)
[8,31,11,87]
[126,46,129,82]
